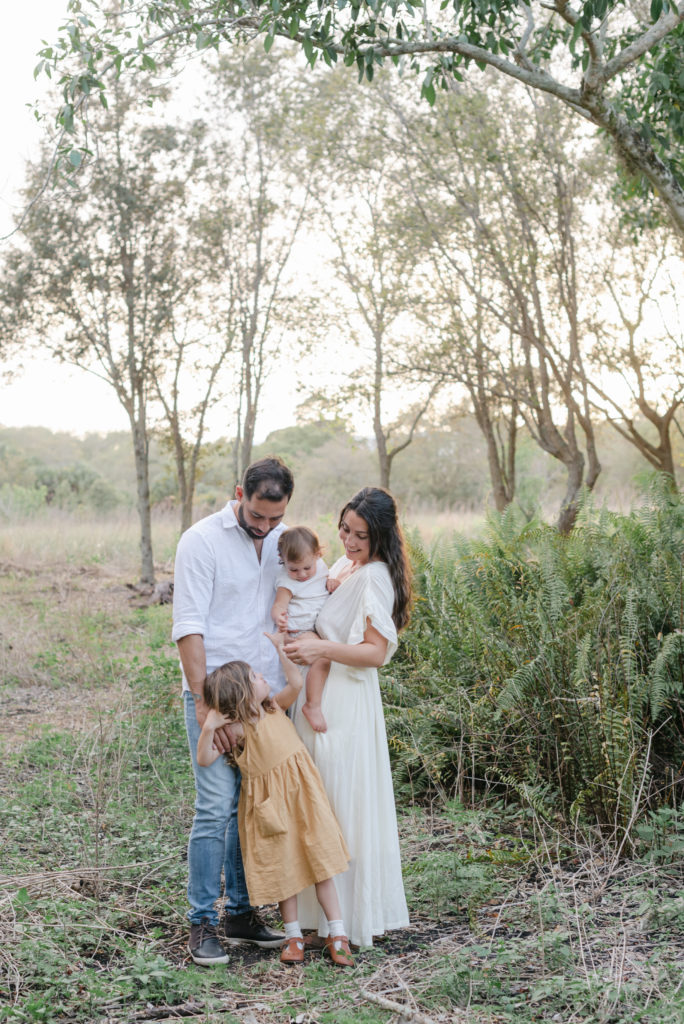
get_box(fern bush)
[386,482,684,835]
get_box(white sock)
[284,920,303,940]
[327,918,344,941]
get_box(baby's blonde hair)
[203,660,276,728]
[277,526,322,564]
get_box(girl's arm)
[271,587,293,632]
[197,709,242,766]
[264,631,303,711]
[284,619,388,669]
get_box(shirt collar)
[220,500,240,529]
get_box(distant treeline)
[0,417,677,523]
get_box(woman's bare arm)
[283,619,388,669]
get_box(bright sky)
[0,2,136,437]
[0,2,306,441]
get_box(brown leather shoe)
[324,934,354,967]
[280,937,305,964]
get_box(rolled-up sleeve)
[171,529,215,643]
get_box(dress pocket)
[255,796,287,837]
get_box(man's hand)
[213,721,243,754]
[194,698,241,753]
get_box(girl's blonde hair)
[203,660,276,729]
[277,526,321,565]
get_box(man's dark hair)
[241,456,294,502]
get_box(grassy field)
[1,514,683,1023]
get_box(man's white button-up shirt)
[172,500,286,693]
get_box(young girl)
[197,631,353,966]
[270,526,339,734]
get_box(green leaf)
[650,0,663,18]
[60,103,74,133]
[422,81,436,105]
[264,31,276,52]
[68,150,82,168]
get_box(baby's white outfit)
[275,558,329,634]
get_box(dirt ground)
[0,559,172,748]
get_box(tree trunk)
[556,450,585,535]
[240,404,257,482]
[180,494,193,534]
[472,395,516,513]
[378,446,391,490]
[131,418,155,584]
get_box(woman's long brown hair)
[339,487,413,631]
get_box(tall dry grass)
[0,503,485,576]
[0,508,180,575]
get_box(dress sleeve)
[347,564,398,664]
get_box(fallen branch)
[129,999,205,1020]
[359,989,440,1023]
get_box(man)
[172,456,294,964]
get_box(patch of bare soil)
[0,559,169,749]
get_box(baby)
[270,526,339,733]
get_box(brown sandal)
[280,937,305,964]
[324,934,354,967]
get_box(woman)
[284,487,412,947]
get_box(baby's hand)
[326,577,341,593]
[204,708,232,730]
[274,609,289,631]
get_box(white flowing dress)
[293,556,409,947]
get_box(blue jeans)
[183,692,251,924]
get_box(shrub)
[0,482,48,519]
[385,481,684,838]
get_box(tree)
[392,85,604,530]
[317,178,438,489]
[38,0,684,238]
[411,272,521,514]
[586,225,684,482]
[151,304,235,533]
[0,85,208,582]
[197,50,314,483]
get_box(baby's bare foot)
[302,702,327,733]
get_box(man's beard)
[237,503,268,540]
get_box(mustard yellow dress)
[234,705,350,905]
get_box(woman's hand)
[283,631,327,665]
